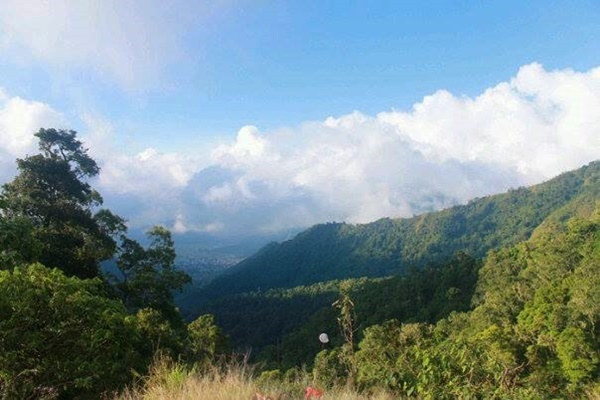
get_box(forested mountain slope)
[197,161,599,301]
[347,204,599,398]
[204,252,481,369]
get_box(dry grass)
[118,357,398,400]
[120,357,254,400]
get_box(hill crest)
[196,161,600,302]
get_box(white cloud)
[180,116,522,234]
[0,0,229,89]
[79,113,206,194]
[99,148,199,193]
[378,63,600,179]
[173,63,599,235]
[0,89,64,182]
[0,91,64,157]
[0,64,598,237]
[212,125,276,169]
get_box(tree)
[332,281,358,388]
[0,128,125,278]
[0,128,208,396]
[134,307,184,360]
[111,226,191,323]
[185,314,228,366]
[313,348,347,388]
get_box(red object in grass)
[305,386,324,398]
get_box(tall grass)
[118,356,397,400]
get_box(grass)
[118,356,398,400]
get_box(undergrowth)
[119,356,397,400]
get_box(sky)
[0,0,599,238]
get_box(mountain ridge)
[194,160,599,302]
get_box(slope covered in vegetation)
[178,161,600,389]
[198,161,599,301]
[126,199,600,399]
[344,200,600,398]
[202,252,481,369]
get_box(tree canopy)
[0,128,125,278]
[111,226,191,323]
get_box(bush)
[0,264,143,398]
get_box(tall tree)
[0,128,125,278]
[111,226,191,322]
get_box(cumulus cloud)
[0,64,598,238]
[378,63,600,179]
[99,147,195,192]
[172,63,599,235]
[174,120,522,235]
[0,0,228,89]
[78,114,208,228]
[0,88,64,182]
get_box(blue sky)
[0,1,599,236]
[1,1,599,151]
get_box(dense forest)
[0,128,598,398]
[198,252,481,369]
[339,205,599,398]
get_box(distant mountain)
[196,161,599,302]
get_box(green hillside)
[217,252,481,369]
[196,161,599,301]
[343,204,599,398]
[171,179,600,399]
[200,171,599,398]
[183,161,599,372]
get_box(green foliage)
[347,206,600,398]
[0,263,215,398]
[0,128,126,278]
[0,215,41,269]
[134,307,184,360]
[0,129,201,398]
[0,264,142,398]
[35,128,100,177]
[332,281,358,387]
[313,349,347,388]
[355,321,435,395]
[112,226,191,323]
[185,314,228,366]
[556,327,598,384]
[202,252,481,369]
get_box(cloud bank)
[1,63,599,237]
